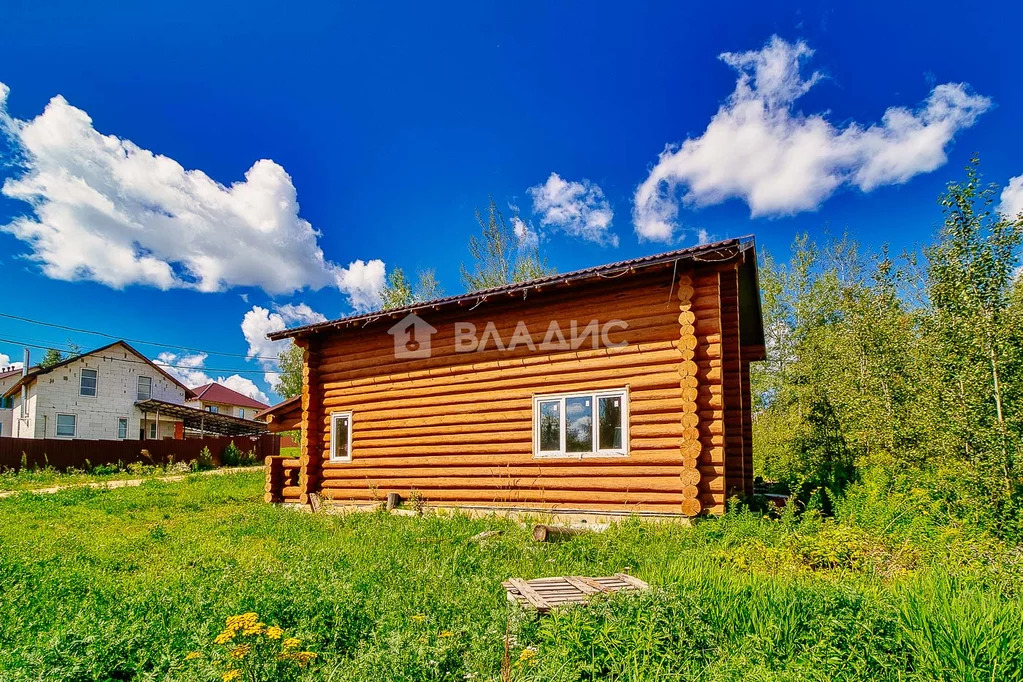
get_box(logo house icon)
[387,313,438,359]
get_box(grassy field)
[0,472,1021,681]
[0,462,264,492]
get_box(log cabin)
[262,236,765,517]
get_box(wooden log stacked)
[264,455,302,503]
[676,273,702,517]
[298,340,322,505]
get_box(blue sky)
[1,0,1021,403]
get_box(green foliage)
[460,197,554,291]
[379,266,443,309]
[38,347,64,368]
[274,342,304,400]
[753,159,1023,538]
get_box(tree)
[274,342,304,400]
[38,338,82,368]
[39,348,64,368]
[924,158,1023,512]
[380,267,443,309]
[460,198,554,291]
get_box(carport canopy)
[135,398,269,437]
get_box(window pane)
[117,418,128,439]
[80,369,97,396]
[137,376,152,400]
[538,400,561,451]
[565,397,593,453]
[56,414,76,437]
[598,396,623,450]
[333,415,350,460]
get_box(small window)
[79,368,97,397]
[238,408,245,419]
[117,417,128,440]
[533,389,628,459]
[207,405,218,414]
[330,412,353,462]
[149,422,157,439]
[137,376,152,401]
[56,413,77,438]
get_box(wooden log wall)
[266,263,754,516]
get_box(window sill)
[533,451,629,459]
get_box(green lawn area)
[0,472,1021,681]
[0,462,264,492]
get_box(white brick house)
[3,341,191,440]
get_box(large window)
[330,412,353,462]
[533,389,628,458]
[117,417,128,440]
[79,368,97,397]
[55,413,77,438]
[137,376,152,401]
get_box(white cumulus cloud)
[241,303,327,388]
[0,82,385,311]
[0,353,24,371]
[633,36,992,242]
[154,352,271,405]
[528,173,617,246]
[511,216,539,250]
[1001,175,1023,220]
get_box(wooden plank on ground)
[504,574,648,612]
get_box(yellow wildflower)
[214,631,234,645]
[282,637,301,650]
[439,630,453,638]
[242,622,266,636]
[229,644,251,659]
[222,670,241,682]
[412,615,426,623]
[265,625,284,639]
[518,648,536,661]
[184,651,202,661]
[292,651,317,665]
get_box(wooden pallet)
[502,574,649,612]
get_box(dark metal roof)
[270,236,755,341]
[135,398,269,436]
[190,383,271,410]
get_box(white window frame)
[330,411,353,463]
[238,408,245,419]
[533,388,629,459]
[137,375,152,401]
[149,422,157,439]
[55,413,77,439]
[117,417,129,440]
[79,368,98,397]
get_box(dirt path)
[0,466,259,499]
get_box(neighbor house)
[2,341,271,440]
[186,383,270,421]
[263,237,765,517]
[0,366,23,438]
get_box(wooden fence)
[0,434,280,472]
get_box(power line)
[0,312,286,361]
[0,337,272,375]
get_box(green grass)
[0,473,1021,681]
[0,462,263,492]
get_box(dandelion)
[439,630,453,638]
[412,614,426,623]
[222,670,241,682]
[184,651,202,661]
[265,625,284,639]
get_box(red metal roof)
[190,382,271,410]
